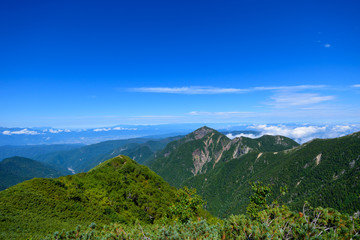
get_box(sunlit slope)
[0,155,176,239]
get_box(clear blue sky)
[1,0,360,128]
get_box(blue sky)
[1,0,360,128]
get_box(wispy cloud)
[253,85,327,91]
[129,86,248,94]
[188,111,254,116]
[352,84,360,88]
[129,85,327,95]
[324,43,331,48]
[113,127,137,131]
[268,93,335,107]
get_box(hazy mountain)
[35,136,182,174]
[0,155,178,239]
[1,123,359,145]
[0,156,63,190]
[0,144,83,161]
[0,124,204,145]
[147,126,299,187]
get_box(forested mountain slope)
[147,126,298,187]
[184,131,360,217]
[0,156,63,190]
[0,144,83,161]
[35,136,181,173]
[0,155,177,239]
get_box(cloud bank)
[2,129,40,135]
[245,124,360,143]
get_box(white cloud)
[129,86,248,94]
[42,128,71,133]
[248,124,360,143]
[226,133,261,139]
[49,129,63,133]
[93,127,138,132]
[268,93,335,107]
[113,127,137,130]
[324,44,331,48]
[332,125,351,132]
[352,84,360,88]
[2,129,40,135]
[188,111,253,116]
[250,124,325,139]
[93,128,112,132]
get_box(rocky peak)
[192,126,215,140]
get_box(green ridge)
[0,155,177,239]
[148,126,298,188]
[0,156,63,190]
[184,131,360,217]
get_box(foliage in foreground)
[0,156,180,239]
[45,182,360,240]
[44,204,360,240]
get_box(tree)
[170,186,205,223]
[246,182,272,219]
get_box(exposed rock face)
[214,141,231,166]
[193,127,214,140]
[149,126,299,187]
[275,136,288,146]
[191,132,230,175]
[188,130,299,177]
[192,148,209,175]
[315,153,322,166]
[232,144,252,159]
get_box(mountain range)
[0,144,83,161]
[146,127,360,217]
[146,126,299,187]
[0,156,63,190]
[1,126,360,239]
[2,123,359,145]
[34,136,182,174]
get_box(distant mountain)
[36,136,182,173]
[2,123,359,145]
[147,126,298,187]
[0,155,178,239]
[183,131,360,217]
[0,156,63,190]
[0,144,83,161]
[0,124,205,145]
[146,127,360,217]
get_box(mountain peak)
[192,126,215,140]
[89,155,132,172]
